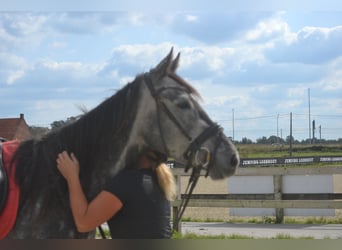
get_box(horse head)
[132,49,239,179]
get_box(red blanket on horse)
[0,140,20,239]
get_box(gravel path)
[181,222,342,239]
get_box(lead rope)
[173,166,202,232]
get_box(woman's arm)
[57,151,123,232]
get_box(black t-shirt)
[104,168,172,239]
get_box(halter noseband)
[144,74,223,230]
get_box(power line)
[218,111,342,141]
[218,113,289,122]
[218,113,342,122]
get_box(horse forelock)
[168,73,202,100]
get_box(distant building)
[0,113,32,141]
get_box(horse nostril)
[230,154,239,167]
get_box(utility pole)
[277,113,279,144]
[281,128,283,141]
[290,112,293,156]
[232,108,235,142]
[312,120,316,143]
[308,88,311,144]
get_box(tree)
[51,116,78,131]
[29,126,50,138]
[241,137,253,144]
[267,135,278,144]
[286,135,295,144]
[256,136,268,144]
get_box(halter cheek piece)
[144,74,223,229]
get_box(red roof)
[0,114,31,141]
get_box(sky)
[0,1,342,142]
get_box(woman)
[56,150,176,239]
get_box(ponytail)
[154,163,176,201]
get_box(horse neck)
[59,83,144,195]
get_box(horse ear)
[170,52,180,73]
[152,48,174,78]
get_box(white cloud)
[101,43,176,77]
[175,46,238,79]
[0,52,30,84]
[29,99,83,125]
[0,13,48,36]
[319,57,342,91]
[170,12,274,44]
[37,59,105,80]
[244,15,291,42]
[187,79,247,107]
[0,52,28,68]
[50,41,67,49]
[0,13,48,51]
[7,70,25,84]
[185,15,198,22]
[204,95,246,106]
[128,12,146,26]
[276,99,303,110]
[253,85,276,94]
[49,12,120,34]
[265,25,342,64]
[287,86,308,97]
[119,76,135,86]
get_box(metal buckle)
[194,147,211,168]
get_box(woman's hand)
[56,150,122,233]
[56,151,80,182]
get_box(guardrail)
[171,165,342,232]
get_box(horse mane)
[12,75,143,212]
[169,72,202,100]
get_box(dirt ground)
[178,174,342,222]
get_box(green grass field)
[236,143,342,158]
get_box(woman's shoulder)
[112,169,134,180]
[105,169,139,193]
[112,168,150,180]
[108,168,154,184]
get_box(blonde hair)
[154,163,177,201]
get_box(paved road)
[181,222,342,239]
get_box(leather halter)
[144,74,223,229]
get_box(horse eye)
[175,98,192,109]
